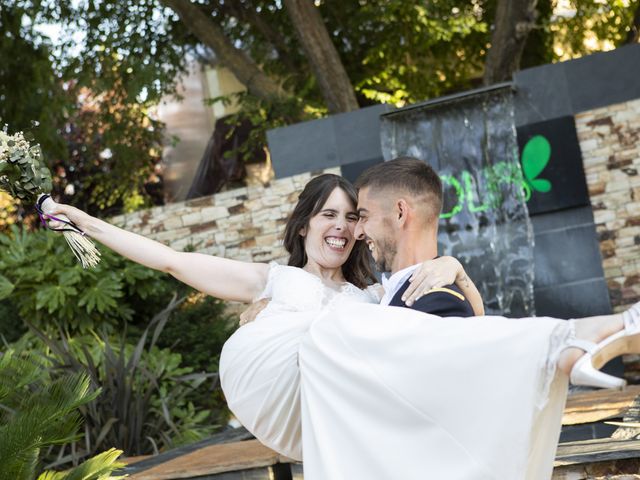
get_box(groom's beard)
[374,237,397,273]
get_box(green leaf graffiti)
[521,135,552,199]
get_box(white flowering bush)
[0,129,52,202]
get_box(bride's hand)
[403,256,485,315]
[41,199,91,232]
[401,256,463,306]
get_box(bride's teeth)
[326,238,346,248]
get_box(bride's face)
[301,187,359,272]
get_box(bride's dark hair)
[283,174,376,289]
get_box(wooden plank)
[562,385,640,425]
[121,427,253,475]
[127,440,295,480]
[555,438,640,466]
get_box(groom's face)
[355,187,398,273]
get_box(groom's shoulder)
[390,281,474,317]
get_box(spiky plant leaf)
[36,448,126,480]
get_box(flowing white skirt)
[220,301,571,480]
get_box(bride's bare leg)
[557,302,640,376]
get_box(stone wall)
[110,168,340,267]
[576,98,640,312]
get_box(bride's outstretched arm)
[402,257,484,315]
[45,203,269,303]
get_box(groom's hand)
[239,298,270,326]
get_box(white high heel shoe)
[568,302,640,389]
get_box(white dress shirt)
[379,263,421,306]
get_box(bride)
[44,173,639,480]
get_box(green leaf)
[35,285,77,313]
[78,276,121,314]
[530,178,552,193]
[0,274,14,300]
[521,135,551,181]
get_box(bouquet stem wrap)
[37,194,101,269]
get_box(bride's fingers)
[402,272,425,303]
[403,275,435,306]
[42,205,75,230]
[45,214,66,230]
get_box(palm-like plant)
[0,350,124,480]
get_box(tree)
[283,0,359,113]
[483,0,539,84]
[3,0,639,207]
[160,0,288,103]
[626,1,640,43]
[548,0,640,59]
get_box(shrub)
[29,295,222,461]
[155,293,236,426]
[0,225,176,334]
[0,349,125,479]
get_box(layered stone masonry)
[110,168,340,267]
[576,98,640,311]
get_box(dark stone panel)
[530,205,596,232]
[514,63,572,127]
[267,117,337,178]
[532,224,605,288]
[564,44,640,114]
[340,157,384,184]
[534,278,612,318]
[332,104,390,167]
[514,43,640,125]
[517,116,590,215]
[267,104,390,179]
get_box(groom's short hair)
[355,157,443,220]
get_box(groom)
[354,156,474,316]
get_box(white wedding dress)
[219,263,572,480]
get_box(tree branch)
[224,0,298,71]
[161,0,289,102]
[483,0,539,85]
[624,2,640,44]
[283,0,358,113]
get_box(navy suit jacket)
[388,279,474,317]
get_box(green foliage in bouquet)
[0,129,52,202]
[0,226,176,333]
[0,349,125,480]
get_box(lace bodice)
[257,263,379,314]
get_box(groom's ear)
[396,198,409,226]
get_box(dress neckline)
[297,266,357,294]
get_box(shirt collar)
[381,263,421,304]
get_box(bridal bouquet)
[0,128,100,268]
